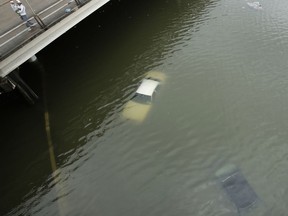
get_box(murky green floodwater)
[2,0,288,215]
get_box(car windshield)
[131,93,152,104]
[146,77,161,82]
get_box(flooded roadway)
[2,0,288,215]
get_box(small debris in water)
[247,2,263,10]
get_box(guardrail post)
[74,0,83,6]
[34,15,46,29]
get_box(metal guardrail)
[0,0,89,60]
[0,0,110,78]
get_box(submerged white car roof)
[136,79,159,96]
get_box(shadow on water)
[1,59,74,215]
[0,62,50,215]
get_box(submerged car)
[122,71,166,122]
[215,164,259,214]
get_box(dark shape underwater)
[216,165,259,214]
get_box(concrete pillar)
[8,71,39,104]
[28,55,38,62]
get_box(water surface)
[2,0,288,215]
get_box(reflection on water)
[2,0,288,215]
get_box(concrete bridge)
[0,0,110,102]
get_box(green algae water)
[2,0,288,215]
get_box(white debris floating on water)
[247,1,263,10]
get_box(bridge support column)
[8,70,39,104]
[0,77,16,95]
